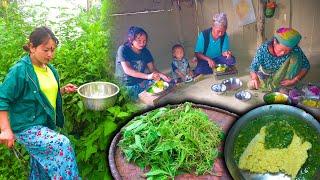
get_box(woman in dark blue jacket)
[0,27,80,179]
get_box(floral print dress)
[15,125,80,180]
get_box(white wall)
[112,0,180,71]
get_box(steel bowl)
[211,83,227,95]
[221,77,243,91]
[77,81,119,111]
[184,75,193,83]
[235,90,251,101]
[225,105,320,180]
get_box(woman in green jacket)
[0,27,80,179]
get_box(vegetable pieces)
[118,103,224,179]
[301,99,320,108]
[263,92,289,104]
[215,64,228,72]
[146,80,168,94]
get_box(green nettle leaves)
[0,144,29,180]
[1,1,137,179]
[118,103,224,179]
[0,2,32,179]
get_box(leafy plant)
[0,1,139,179]
[0,2,32,179]
[0,144,30,180]
[0,2,31,82]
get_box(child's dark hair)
[125,26,148,46]
[171,44,184,57]
[23,26,59,52]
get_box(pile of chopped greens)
[118,102,224,179]
[265,121,294,149]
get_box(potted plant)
[265,0,277,18]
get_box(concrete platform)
[138,57,319,119]
[157,74,264,115]
[153,74,319,121]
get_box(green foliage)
[52,2,139,178]
[0,3,32,179]
[0,144,30,179]
[118,103,224,179]
[0,2,31,82]
[0,1,139,179]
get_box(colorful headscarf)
[274,27,301,48]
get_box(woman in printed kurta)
[249,27,310,91]
[0,27,80,179]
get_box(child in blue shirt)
[171,44,193,83]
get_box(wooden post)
[87,0,91,11]
[173,0,184,43]
[289,0,292,28]
[257,0,266,47]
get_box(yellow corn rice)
[274,94,287,103]
[239,127,311,179]
[302,99,320,108]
